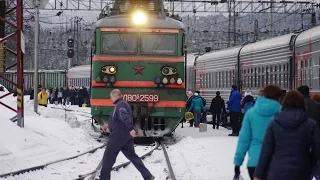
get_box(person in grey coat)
[100,89,154,180]
[297,85,320,129]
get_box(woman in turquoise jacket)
[233,85,282,180]
[188,92,205,128]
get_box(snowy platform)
[0,85,254,180]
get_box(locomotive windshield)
[102,33,137,53]
[141,34,176,55]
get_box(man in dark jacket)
[227,85,242,136]
[70,87,76,105]
[62,87,70,105]
[210,91,226,129]
[29,88,34,100]
[297,85,320,129]
[100,89,154,180]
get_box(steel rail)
[161,142,176,180]
[74,141,161,180]
[0,144,107,178]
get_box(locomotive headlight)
[132,11,147,25]
[101,65,117,74]
[109,67,116,73]
[177,78,183,85]
[162,66,177,76]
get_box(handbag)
[185,111,194,121]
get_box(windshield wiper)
[118,34,128,51]
[154,35,165,50]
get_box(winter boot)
[145,175,155,180]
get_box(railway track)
[75,141,176,180]
[0,144,106,179]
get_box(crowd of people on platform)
[25,86,90,107]
[186,85,320,180]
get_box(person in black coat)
[254,90,320,180]
[29,88,34,100]
[209,91,226,129]
[297,85,320,129]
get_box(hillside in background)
[3,11,320,70]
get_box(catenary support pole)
[17,0,24,127]
[33,0,39,113]
[0,0,5,39]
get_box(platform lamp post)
[26,0,49,113]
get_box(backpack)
[244,101,254,114]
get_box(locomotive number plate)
[122,94,159,102]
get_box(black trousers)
[212,112,221,129]
[100,139,152,180]
[229,111,240,134]
[189,119,194,126]
[248,167,256,180]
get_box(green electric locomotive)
[90,0,186,137]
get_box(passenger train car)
[190,25,320,103]
[67,65,91,88]
[90,0,186,137]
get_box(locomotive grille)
[139,117,166,131]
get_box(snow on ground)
[0,86,102,176]
[1,145,156,180]
[110,125,250,180]
[0,85,252,180]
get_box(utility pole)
[0,0,5,39]
[228,1,231,47]
[33,0,40,113]
[29,0,48,114]
[76,17,79,65]
[233,0,236,46]
[301,13,304,30]
[254,19,259,42]
[269,0,273,38]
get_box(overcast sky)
[26,0,319,29]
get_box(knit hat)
[244,91,252,97]
[297,85,309,96]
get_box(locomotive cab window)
[101,33,138,54]
[141,34,177,55]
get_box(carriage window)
[199,74,202,89]
[254,68,257,87]
[266,67,269,85]
[102,33,138,53]
[226,71,228,88]
[218,72,221,88]
[279,73,281,86]
[141,34,177,55]
[301,60,304,69]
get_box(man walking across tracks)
[100,89,155,180]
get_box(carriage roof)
[295,25,320,46]
[95,15,184,29]
[67,65,90,78]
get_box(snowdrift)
[0,84,101,175]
